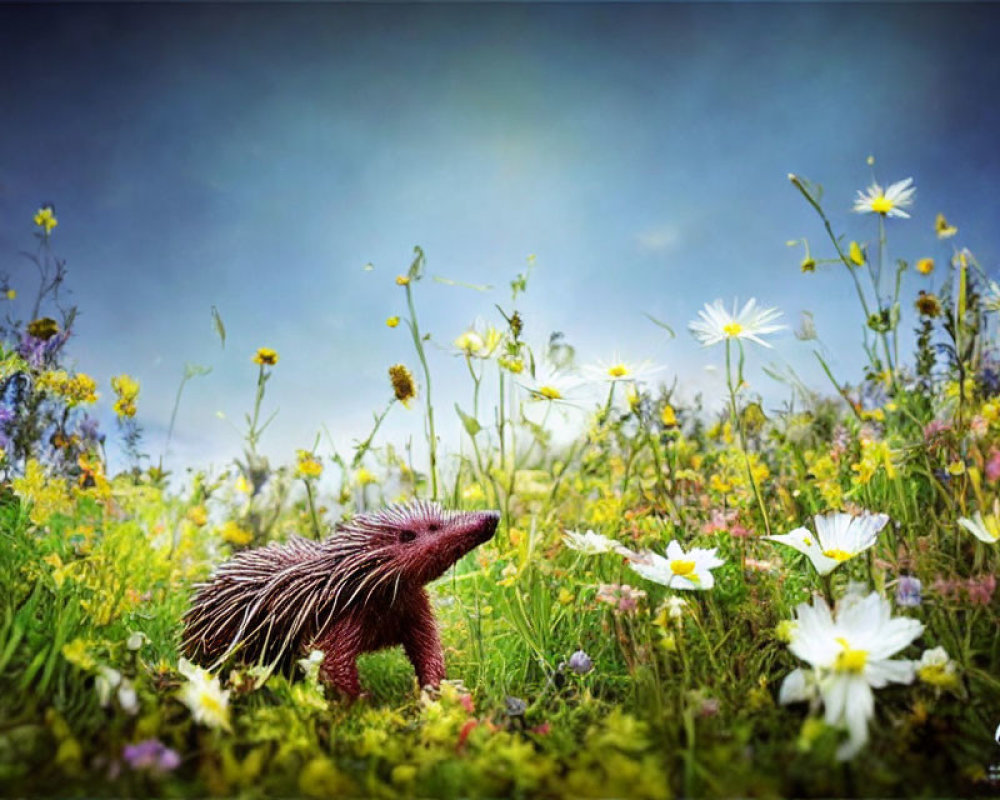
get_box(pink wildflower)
[923,419,951,443]
[967,574,996,606]
[596,583,646,614]
[931,576,961,601]
[985,449,1000,483]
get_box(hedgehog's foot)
[401,615,446,689]
[318,649,362,699]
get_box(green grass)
[1,174,999,797]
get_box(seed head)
[389,364,417,406]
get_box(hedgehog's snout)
[473,510,501,545]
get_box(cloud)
[636,224,681,253]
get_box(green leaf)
[183,363,212,380]
[454,403,481,437]
[211,305,226,349]
[408,245,425,281]
[644,312,676,338]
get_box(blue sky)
[1,3,998,475]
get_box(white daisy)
[628,540,724,591]
[689,299,785,348]
[853,178,916,218]
[178,658,232,731]
[562,529,635,557]
[519,365,581,403]
[766,512,889,576]
[582,355,664,384]
[780,591,923,760]
[958,510,999,544]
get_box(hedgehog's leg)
[315,620,364,699]
[400,589,446,689]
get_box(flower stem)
[725,340,771,537]
[404,282,438,500]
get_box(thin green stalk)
[404,282,438,500]
[351,399,395,469]
[303,480,321,539]
[725,339,771,537]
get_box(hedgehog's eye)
[399,530,416,543]
[428,523,440,533]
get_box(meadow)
[1,169,998,798]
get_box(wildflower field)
[1,169,999,799]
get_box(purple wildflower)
[895,576,922,608]
[78,415,105,446]
[0,406,13,450]
[18,329,70,369]
[122,739,181,773]
[568,649,593,675]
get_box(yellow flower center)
[670,559,696,576]
[870,195,893,214]
[834,637,868,674]
[608,364,629,378]
[539,386,562,400]
[199,690,222,714]
[722,322,743,337]
[822,548,853,562]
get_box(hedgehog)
[182,500,499,698]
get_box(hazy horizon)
[1,2,998,479]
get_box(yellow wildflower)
[186,505,208,527]
[355,468,378,486]
[462,483,485,504]
[848,241,865,266]
[916,257,934,275]
[935,213,958,239]
[62,638,96,670]
[708,473,731,494]
[33,205,58,233]
[296,450,324,479]
[775,620,798,643]
[5,289,14,300]
[252,347,279,366]
[219,520,253,546]
[660,404,678,427]
[76,453,111,499]
[851,437,899,485]
[110,374,140,418]
[498,356,524,374]
[395,275,410,286]
[386,316,400,328]
[13,459,73,525]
